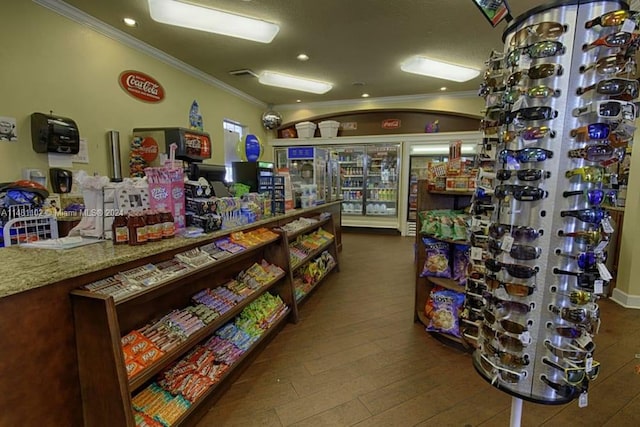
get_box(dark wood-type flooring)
[196,232,640,426]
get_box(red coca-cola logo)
[119,70,165,103]
[382,119,401,129]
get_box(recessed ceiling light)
[361,93,370,98]
[440,87,447,91]
[297,53,309,61]
[296,99,302,103]
[401,56,480,82]
[258,71,332,94]
[147,0,279,43]
[123,17,137,27]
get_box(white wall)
[0,0,269,187]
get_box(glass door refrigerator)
[334,146,366,217]
[364,144,399,218]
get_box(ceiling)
[62,0,547,105]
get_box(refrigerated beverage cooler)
[335,144,400,220]
[274,146,328,204]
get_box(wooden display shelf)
[415,310,468,347]
[419,233,470,246]
[290,239,335,271]
[127,272,286,391]
[428,190,474,196]
[166,308,291,426]
[295,262,337,304]
[427,276,466,293]
[282,217,330,241]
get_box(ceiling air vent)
[229,69,258,78]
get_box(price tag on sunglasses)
[594,240,609,254]
[501,235,515,252]
[519,330,532,345]
[512,96,527,112]
[579,391,589,408]
[594,279,604,295]
[597,262,613,281]
[520,55,532,68]
[585,356,594,371]
[622,19,636,33]
[601,217,615,234]
[471,247,484,261]
[575,333,593,349]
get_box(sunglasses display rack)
[472,0,636,412]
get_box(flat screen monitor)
[471,0,512,27]
[189,162,227,184]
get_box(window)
[223,119,246,181]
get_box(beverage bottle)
[128,212,147,245]
[160,210,175,238]
[146,210,162,242]
[112,214,129,245]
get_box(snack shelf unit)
[282,216,340,311]
[413,180,472,347]
[70,225,296,427]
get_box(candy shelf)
[280,216,330,241]
[294,259,338,304]
[70,225,294,427]
[290,239,336,271]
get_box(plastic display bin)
[319,120,340,138]
[295,121,317,138]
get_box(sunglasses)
[553,268,607,292]
[494,184,548,202]
[483,292,533,314]
[579,54,636,75]
[496,169,551,182]
[556,289,599,306]
[482,324,528,352]
[585,9,640,29]
[489,223,541,242]
[502,126,556,143]
[509,86,560,103]
[479,353,527,384]
[560,207,608,225]
[568,145,618,163]
[511,21,567,48]
[544,340,589,362]
[573,100,637,120]
[502,107,558,125]
[499,147,554,163]
[577,78,639,100]
[550,304,599,325]
[485,259,538,279]
[559,230,604,246]
[484,341,530,368]
[562,189,615,206]
[565,166,608,183]
[540,375,581,398]
[486,276,536,296]
[570,123,612,141]
[542,358,600,385]
[551,324,589,339]
[556,251,606,270]
[583,31,639,51]
[488,240,542,261]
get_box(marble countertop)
[0,201,341,299]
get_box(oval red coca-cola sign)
[119,70,165,103]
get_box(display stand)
[472,0,633,417]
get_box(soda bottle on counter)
[160,210,175,239]
[112,213,129,245]
[127,212,147,245]
[146,210,162,242]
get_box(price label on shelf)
[471,247,484,261]
[601,217,614,234]
[579,391,589,408]
[501,235,514,252]
[596,262,613,281]
[594,279,604,295]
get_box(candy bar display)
[119,260,286,381]
[293,251,337,301]
[472,0,635,407]
[280,216,320,234]
[288,228,335,269]
[131,293,288,422]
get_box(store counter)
[0,201,341,426]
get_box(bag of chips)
[452,244,471,286]
[426,288,465,337]
[420,237,452,278]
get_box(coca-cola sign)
[119,70,165,103]
[381,119,401,129]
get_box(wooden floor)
[196,232,640,426]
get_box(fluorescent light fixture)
[411,145,476,155]
[401,56,480,82]
[258,71,332,94]
[147,0,279,43]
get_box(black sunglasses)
[496,169,551,182]
[485,259,539,279]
